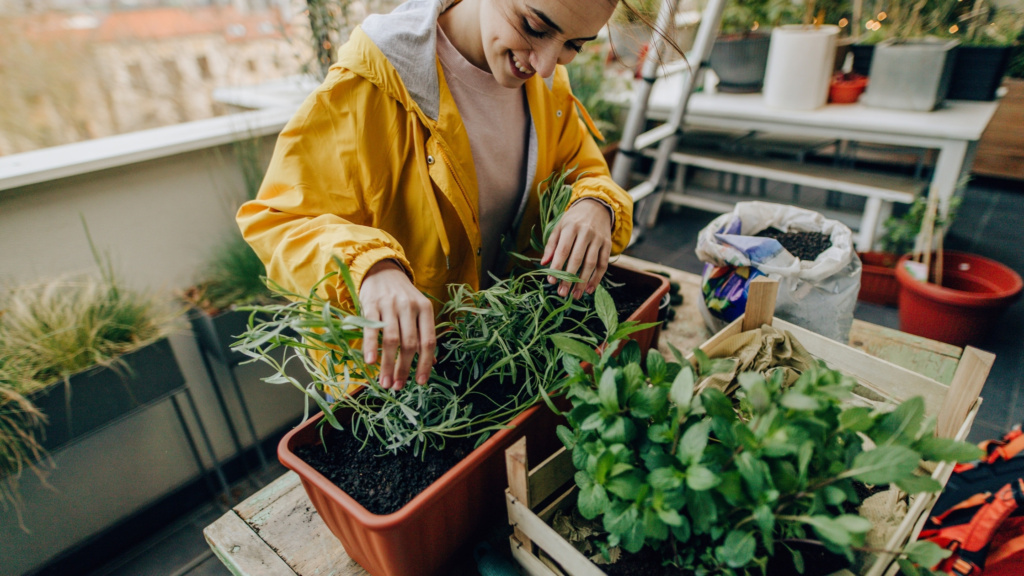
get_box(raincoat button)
[426,155,435,165]
[555,110,562,118]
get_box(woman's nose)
[529,43,561,78]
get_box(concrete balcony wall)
[0,108,306,575]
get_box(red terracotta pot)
[857,251,900,307]
[895,252,1023,347]
[829,73,868,104]
[278,264,669,576]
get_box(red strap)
[986,525,1024,568]
[931,492,992,525]
[987,434,1024,464]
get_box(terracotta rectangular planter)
[28,338,185,452]
[277,264,669,576]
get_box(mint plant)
[552,307,983,575]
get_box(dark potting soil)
[295,424,477,516]
[756,227,832,262]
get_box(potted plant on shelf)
[709,0,798,93]
[0,237,181,519]
[861,0,961,111]
[233,169,670,576]
[944,0,1024,101]
[762,1,843,110]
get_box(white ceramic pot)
[763,25,840,110]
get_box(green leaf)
[849,445,920,484]
[607,471,644,501]
[781,391,820,412]
[623,363,646,394]
[600,416,636,444]
[874,396,926,445]
[629,385,668,419]
[823,485,847,506]
[595,284,618,337]
[577,481,609,519]
[737,452,765,496]
[643,508,669,541]
[915,437,984,464]
[702,388,736,420]
[839,406,875,432]
[649,467,683,491]
[618,340,641,367]
[739,373,771,414]
[670,515,691,542]
[647,350,668,384]
[598,368,620,412]
[647,422,674,444]
[834,514,873,535]
[677,419,712,465]
[550,334,600,366]
[656,506,683,527]
[896,475,943,494]
[595,450,616,484]
[903,540,952,569]
[897,558,923,576]
[670,366,695,408]
[687,464,721,491]
[754,504,774,535]
[556,425,576,450]
[804,516,851,549]
[716,530,757,569]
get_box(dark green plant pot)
[188,307,255,366]
[709,32,772,93]
[29,338,185,452]
[947,45,1013,101]
[850,43,875,76]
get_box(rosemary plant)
[233,167,650,457]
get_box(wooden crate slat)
[773,318,949,415]
[507,493,607,576]
[529,448,575,509]
[511,536,564,576]
[937,348,994,439]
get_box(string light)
[838,17,849,27]
[751,21,760,31]
[949,24,959,33]
[878,12,887,21]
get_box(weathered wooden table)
[203,256,964,576]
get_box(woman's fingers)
[362,302,380,365]
[415,305,436,385]
[378,305,399,389]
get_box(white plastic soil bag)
[695,201,862,342]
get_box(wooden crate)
[505,279,992,576]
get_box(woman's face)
[479,0,616,88]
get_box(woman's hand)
[541,199,613,299]
[359,260,436,390]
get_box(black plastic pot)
[709,33,772,93]
[947,45,1013,101]
[28,338,185,451]
[850,43,875,77]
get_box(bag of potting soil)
[695,201,862,342]
[918,425,1024,576]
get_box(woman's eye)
[567,42,585,53]
[522,17,547,38]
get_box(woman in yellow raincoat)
[238,0,641,392]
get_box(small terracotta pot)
[829,73,869,104]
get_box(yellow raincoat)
[237,0,633,312]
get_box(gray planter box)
[862,39,960,111]
[29,338,185,451]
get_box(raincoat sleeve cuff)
[570,197,616,231]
